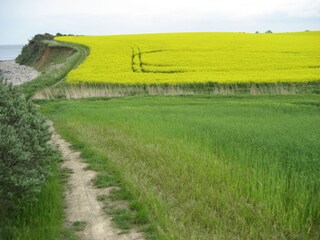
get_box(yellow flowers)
[55,32,320,84]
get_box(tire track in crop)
[130,44,143,73]
[129,42,187,74]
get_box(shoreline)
[0,60,39,85]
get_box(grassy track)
[40,95,320,239]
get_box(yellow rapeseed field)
[55,32,320,84]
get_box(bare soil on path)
[51,124,144,240]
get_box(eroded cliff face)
[16,33,75,71]
[31,45,75,71]
[16,33,54,67]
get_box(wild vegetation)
[55,31,320,84]
[0,80,77,239]
[32,82,320,99]
[40,95,320,239]
[0,80,54,207]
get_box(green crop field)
[40,95,320,239]
[55,32,320,85]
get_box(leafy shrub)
[0,80,56,211]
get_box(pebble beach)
[0,60,39,85]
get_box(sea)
[0,45,24,61]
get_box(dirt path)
[51,125,144,240]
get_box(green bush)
[0,80,56,211]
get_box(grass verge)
[32,81,320,100]
[0,159,78,240]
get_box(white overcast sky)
[0,0,319,44]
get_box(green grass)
[39,95,320,239]
[71,221,87,232]
[0,162,78,240]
